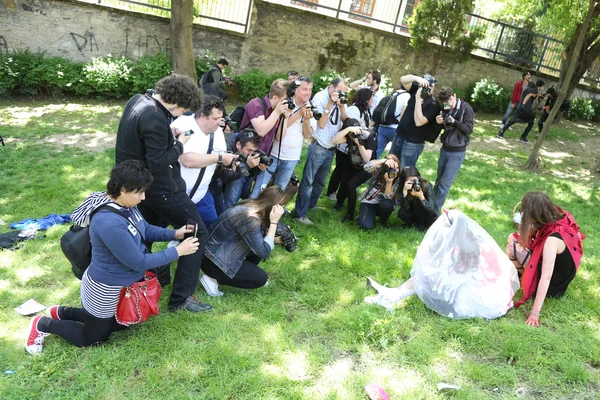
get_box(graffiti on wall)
[70,31,99,54]
[0,36,7,54]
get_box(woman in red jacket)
[508,192,584,327]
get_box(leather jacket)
[204,205,274,278]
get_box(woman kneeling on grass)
[507,191,584,327]
[25,161,199,355]
[397,166,438,231]
[199,186,286,296]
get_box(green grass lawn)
[0,99,599,399]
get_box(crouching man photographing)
[432,87,474,211]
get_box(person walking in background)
[501,71,530,130]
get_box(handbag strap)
[189,131,215,199]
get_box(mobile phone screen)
[183,218,198,240]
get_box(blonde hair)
[269,79,289,99]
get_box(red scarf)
[514,208,584,308]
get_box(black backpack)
[228,97,268,132]
[372,90,407,125]
[60,205,125,279]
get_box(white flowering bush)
[566,97,595,121]
[471,78,510,112]
[379,73,393,96]
[78,54,132,97]
[311,70,351,93]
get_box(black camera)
[284,97,295,110]
[387,167,398,179]
[227,153,250,177]
[307,100,322,120]
[223,116,238,131]
[442,102,452,125]
[238,149,273,167]
[420,86,432,99]
[411,178,421,192]
[287,80,300,98]
[275,222,298,252]
[350,130,369,146]
[290,174,300,186]
[336,90,348,104]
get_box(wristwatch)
[324,109,330,114]
[217,153,223,165]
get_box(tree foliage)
[409,0,484,74]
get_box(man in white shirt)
[252,76,317,197]
[350,69,384,113]
[292,77,348,225]
[172,95,238,226]
[376,88,410,157]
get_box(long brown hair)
[241,186,287,225]
[519,191,562,246]
[375,154,400,187]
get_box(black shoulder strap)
[189,131,215,200]
[240,97,269,131]
[91,204,145,242]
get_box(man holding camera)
[433,87,474,211]
[389,74,441,168]
[200,58,231,100]
[349,69,384,112]
[171,95,238,227]
[253,76,316,196]
[115,74,212,313]
[292,77,349,225]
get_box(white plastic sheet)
[411,210,520,319]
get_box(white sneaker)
[200,274,224,297]
[167,240,179,249]
[294,216,313,225]
[327,193,337,201]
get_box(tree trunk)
[170,0,197,82]
[523,0,597,170]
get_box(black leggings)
[358,199,395,230]
[38,307,127,347]
[398,201,438,229]
[336,168,372,218]
[201,254,268,289]
[326,150,347,196]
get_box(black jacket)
[440,99,474,153]
[115,94,185,194]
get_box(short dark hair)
[369,70,381,85]
[330,77,345,89]
[155,74,203,110]
[107,160,153,198]
[522,71,530,79]
[438,86,455,102]
[218,58,229,66]
[236,128,261,148]
[287,70,299,77]
[536,79,545,87]
[195,95,224,117]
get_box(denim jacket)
[204,205,274,278]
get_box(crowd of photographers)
[109,63,481,306]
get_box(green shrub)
[470,78,510,112]
[195,49,220,81]
[76,55,133,97]
[379,73,394,96]
[232,69,286,102]
[566,97,595,121]
[130,52,172,95]
[311,70,351,93]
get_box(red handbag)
[115,272,162,326]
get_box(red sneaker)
[25,316,48,355]
[47,305,61,320]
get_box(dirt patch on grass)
[6,131,116,153]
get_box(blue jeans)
[195,190,218,228]
[223,176,249,209]
[390,135,424,168]
[502,102,516,125]
[377,125,397,158]
[293,142,335,218]
[433,148,466,211]
[250,158,299,198]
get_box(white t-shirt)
[371,88,385,113]
[271,106,317,161]
[382,90,411,129]
[171,115,227,204]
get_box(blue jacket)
[205,205,274,278]
[88,206,179,286]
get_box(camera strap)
[329,104,340,126]
[188,131,215,200]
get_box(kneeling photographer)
[357,154,401,230]
[331,118,377,223]
[398,166,438,231]
[222,129,273,209]
[253,76,317,197]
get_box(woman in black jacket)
[397,166,438,231]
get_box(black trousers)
[201,254,268,289]
[538,111,550,133]
[137,190,208,308]
[38,307,127,347]
[501,116,534,140]
[358,199,395,230]
[398,201,438,229]
[336,167,372,218]
[326,150,347,196]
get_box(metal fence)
[81,0,253,34]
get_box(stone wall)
[1,0,597,99]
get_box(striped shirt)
[312,89,347,149]
[81,269,122,319]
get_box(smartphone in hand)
[183,218,198,240]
